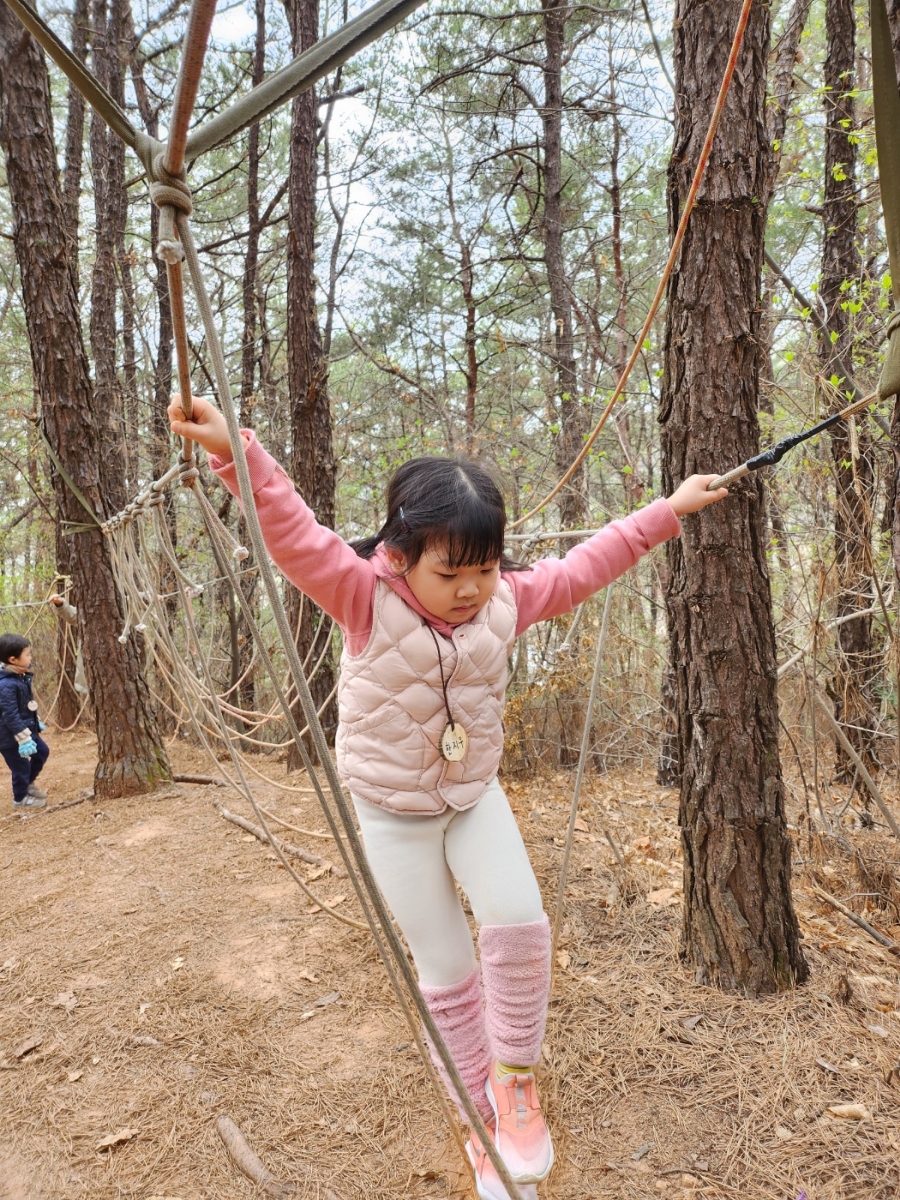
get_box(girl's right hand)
[168,394,234,460]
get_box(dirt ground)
[0,731,898,1200]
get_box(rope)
[176,211,523,1197]
[551,583,616,960]
[508,0,756,529]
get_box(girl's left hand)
[667,474,729,517]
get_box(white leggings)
[353,778,545,988]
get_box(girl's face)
[387,544,500,624]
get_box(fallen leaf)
[313,991,340,1008]
[96,1127,139,1151]
[67,1070,83,1082]
[867,1024,890,1039]
[51,990,78,1013]
[297,970,319,983]
[170,957,185,971]
[573,818,588,833]
[632,836,652,851]
[306,866,329,881]
[826,1102,870,1121]
[681,1174,699,1189]
[774,1124,793,1141]
[129,1035,160,1046]
[647,888,680,907]
[13,1035,42,1060]
[556,949,570,970]
[681,1014,704,1031]
[308,895,346,913]
[815,1057,840,1074]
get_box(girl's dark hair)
[0,634,31,664]
[352,456,528,572]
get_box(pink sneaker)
[467,1124,538,1200]
[485,1063,554,1183]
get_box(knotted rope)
[149,152,193,266]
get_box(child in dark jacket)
[0,634,49,810]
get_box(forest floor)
[0,732,898,1200]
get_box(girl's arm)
[507,477,725,636]
[168,396,376,644]
[507,499,680,635]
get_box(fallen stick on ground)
[216,1115,346,1199]
[173,773,231,786]
[3,791,93,821]
[217,806,328,867]
[811,884,900,956]
[259,803,348,841]
[217,807,358,929]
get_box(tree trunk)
[542,0,587,528]
[89,0,129,511]
[125,5,179,728]
[821,0,878,783]
[283,0,338,756]
[62,0,89,274]
[659,0,807,994]
[0,1,171,798]
[55,0,92,728]
[234,0,268,734]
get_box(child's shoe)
[486,1062,554,1183]
[26,783,48,800]
[13,793,46,810]
[467,1124,538,1200]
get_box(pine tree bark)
[89,0,130,510]
[283,0,338,755]
[55,0,92,729]
[234,0,268,732]
[821,0,878,782]
[542,0,587,528]
[659,0,807,993]
[0,1,171,797]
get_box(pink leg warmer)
[479,914,551,1066]
[419,967,494,1123]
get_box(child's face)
[388,544,500,624]
[5,646,32,671]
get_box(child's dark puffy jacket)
[0,668,40,751]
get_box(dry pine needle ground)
[0,733,898,1199]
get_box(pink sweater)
[210,434,681,654]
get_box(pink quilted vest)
[336,578,518,814]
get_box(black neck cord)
[427,624,456,731]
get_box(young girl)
[169,395,727,1200]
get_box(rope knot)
[886,306,900,342]
[179,456,200,488]
[150,152,193,265]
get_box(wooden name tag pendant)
[438,722,468,762]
